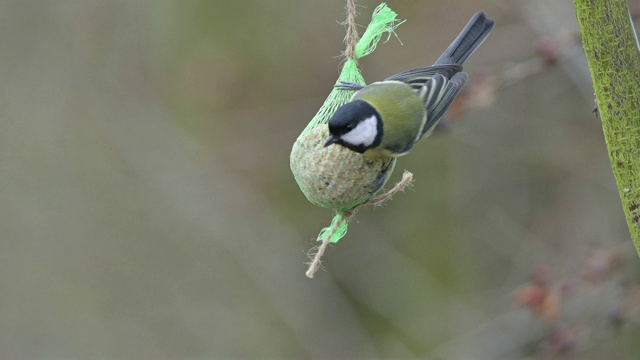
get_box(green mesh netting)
[290,3,403,244]
[574,0,640,255]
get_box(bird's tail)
[434,12,494,66]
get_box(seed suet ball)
[290,125,395,211]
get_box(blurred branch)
[449,29,580,120]
[573,0,640,257]
[521,0,594,98]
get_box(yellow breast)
[363,147,400,160]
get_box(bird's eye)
[345,124,355,131]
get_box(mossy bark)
[574,0,640,256]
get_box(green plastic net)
[290,3,409,277]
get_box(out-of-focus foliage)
[1,0,639,358]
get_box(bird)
[323,12,494,159]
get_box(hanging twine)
[343,0,360,61]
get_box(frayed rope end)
[305,170,414,278]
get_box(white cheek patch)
[341,115,378,146]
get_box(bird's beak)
[324,135,337,147]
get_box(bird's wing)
[418,72,468,139]
[384,64,462,90]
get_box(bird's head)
[324,100,383,154]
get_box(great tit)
[324,12,495,159]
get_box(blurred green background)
[2,0,640,358]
